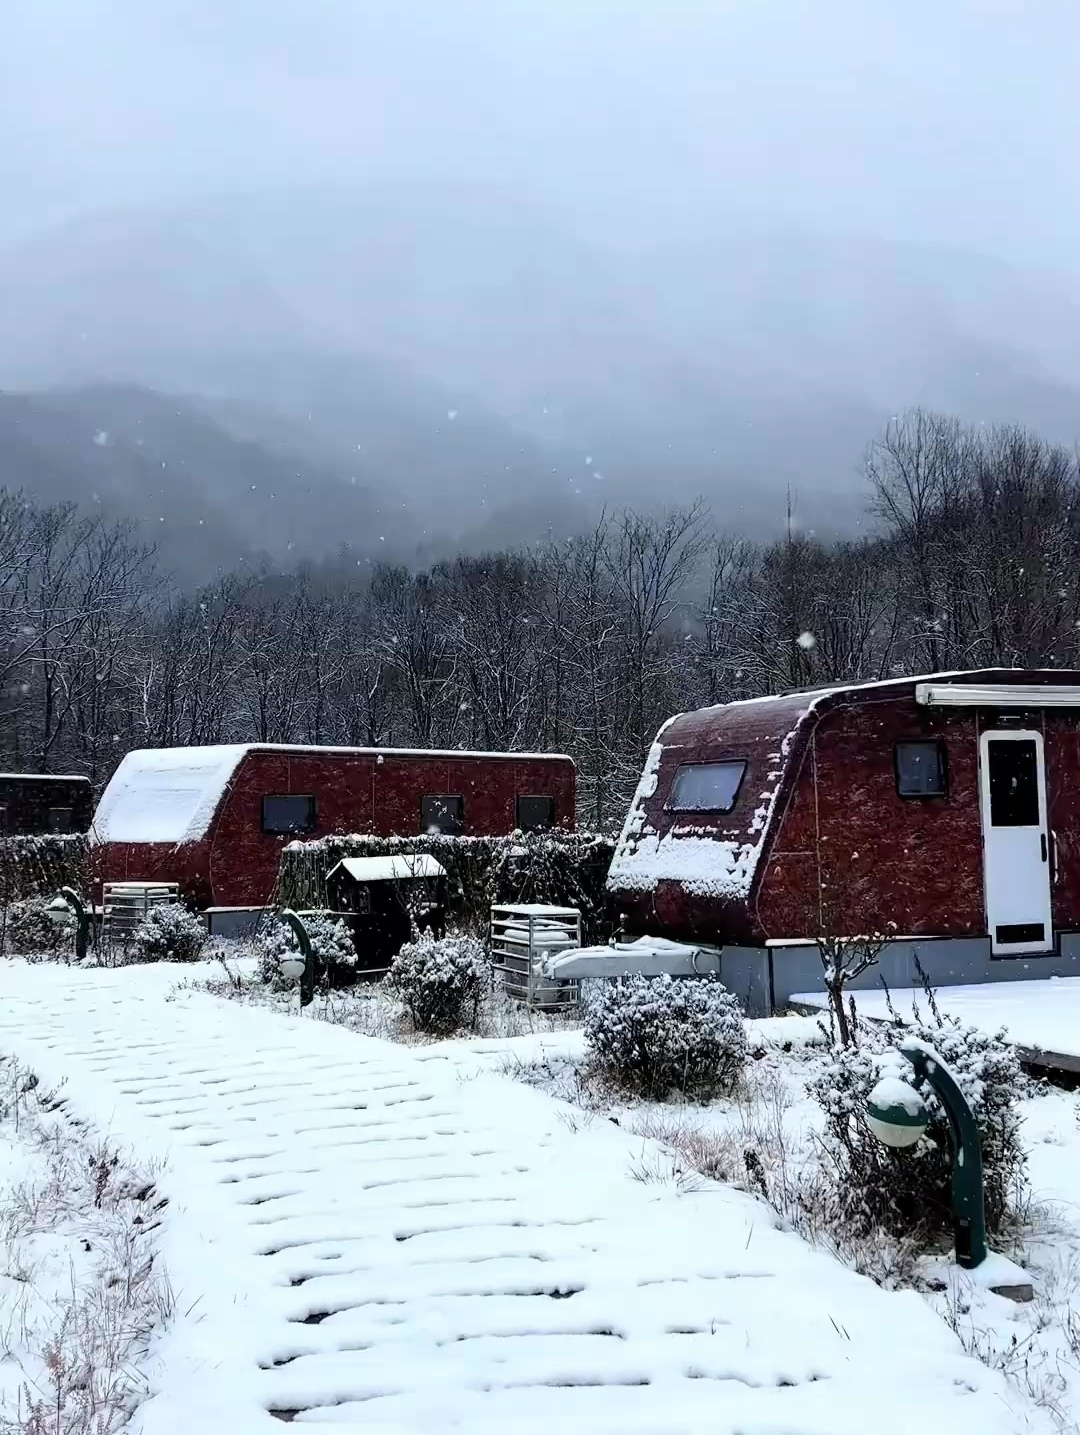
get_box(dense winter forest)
[3,407,1079,828]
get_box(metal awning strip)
[916,683,1080,708]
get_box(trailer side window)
[262,794,317,833]
[421,794,464,835]
[666,761,747,813]
[47,807,74,834]
[895,741,947,798]
[516,795,555,831]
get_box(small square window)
[47,807,74,834]
[895,741,947,798]
[421,794,464,835]
[666,761,747,813]
[262,794,316,834]
[516,795,555,832]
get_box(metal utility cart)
[490,904,581,1009]
[102,881,179,948]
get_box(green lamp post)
[278,909,315,1009]
[867,1036,987,1270]
[45,887,91,964]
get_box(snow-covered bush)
[256,913,358,990]
[131,903,208,964]
[809,1013,1026,1239]
[584,974,749,1099]
[0,898,74,958]
[386,934,488,1035]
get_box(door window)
[986,739,1040,827]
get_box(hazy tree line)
[3,408,1080,829]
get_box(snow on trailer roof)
[91,745,251,845]
[0,772,90,782]
[91,742,574,847]
[679,666,1080,722]
[328,855,447,883]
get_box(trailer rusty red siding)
[92,745,574,909]
[754,697,985,940]
[609,669,1080,950]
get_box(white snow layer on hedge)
[91,744,251,844]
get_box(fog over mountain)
[3,1,1080,576]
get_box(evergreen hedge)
[275,831,616,941]
[0,835,87,905]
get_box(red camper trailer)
[91,744,574,910]
[605,670,1080,1008]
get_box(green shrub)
[584,974,749,1099]
[131,904,208,964]
[809,1013,1027,1239]
[387,934,488,1035]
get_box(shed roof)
[328,855,447,883]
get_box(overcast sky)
[3,0,1079,271]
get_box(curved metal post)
[898,1037,987,1269]
[280,909,315,1008]
[59,887,90,964]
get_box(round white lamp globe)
[867,1076,930,1149]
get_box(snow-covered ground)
[0,959,1045,1435]
[0,1047,168,1431]
[794,979,1080,1061]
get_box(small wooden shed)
[90,743,574,909]
[608,670,1080,995]
[326,854,447,972]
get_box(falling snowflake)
[797,631,816,651]
[93,430,109,447]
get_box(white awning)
[915,683,1080,709]
[327,855,446,884]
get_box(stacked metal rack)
[102,881,179,949]
[490,903,582,1009]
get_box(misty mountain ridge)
[2,183,1080,573]
[0,380,599,583]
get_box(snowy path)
[0,964,1042,1435]
[794,977,1080,1063]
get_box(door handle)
[1041,833,1048,863]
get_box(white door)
[979,729,1053,955]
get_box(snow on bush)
[386,934,488,1035]
[131,903,208,964]
[584,974,749,1099]
[1,897,75,958]
[809,1012,1026,1239]
[256,912,358,990]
